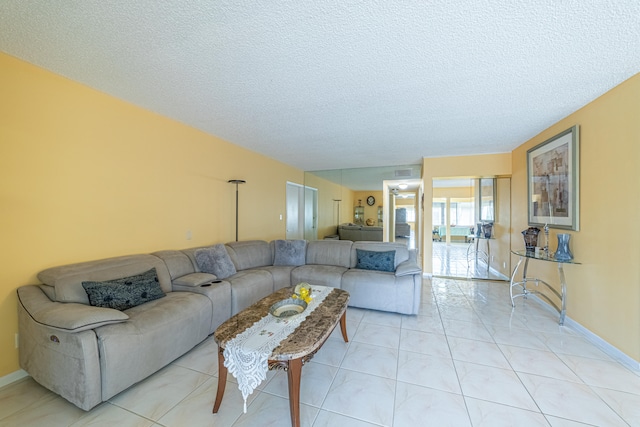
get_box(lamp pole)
[228,179,246,241]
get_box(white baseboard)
[530,295,640,371]
[0,369,29,389]
[564,316,640,371]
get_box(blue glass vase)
[554,233,573,261]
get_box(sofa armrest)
[395,261,422,277]
[18,285,104,410]
[407,249,417,263]
[172,272,217,288]
[18,285,128,333]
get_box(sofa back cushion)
[37,254,172,304]
[271,239,307,266]
[152,250,196,279]
[225,240,272,271]
[306,240,353,268]
[350,242,409,269]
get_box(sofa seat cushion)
[226,270,274,314]
[341,270,418,314]
[95,292,211,400]
[291,265,347,289]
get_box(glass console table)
[510,250,580,325]
[467,236,492,275]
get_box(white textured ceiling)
[1,1,639,172]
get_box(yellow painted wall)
[433,186,475,202]
[394,197,415,207]
[0,53,303,376]
[422,153,512,271]
[511,73,640,360]
[303,173,354,238]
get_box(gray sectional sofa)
[337,223,383,241]
[17,239,422,410]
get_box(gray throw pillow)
[273,239,307,266]
[355,249,395,272]
[82,268,165,311]
[195,244,237,279]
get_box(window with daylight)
[450,201,474,226]
[432,202,445,226]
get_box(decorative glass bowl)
[293,283,312,303]
[269,298,307,318]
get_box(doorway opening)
[432,177,510,281]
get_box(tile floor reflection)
[433,241,508,281]
[1,278,639,426]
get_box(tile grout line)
[431,278,475,426]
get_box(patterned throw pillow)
[195,244,237,279]
[355,249,396,272]
[82,268,165,311]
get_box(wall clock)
[366,196,375,206]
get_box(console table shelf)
[510,250,580,325]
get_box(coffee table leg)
[212,348,227,413]
[339,311,349,342]
[287,358,302,427]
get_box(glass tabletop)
[511,250,580,264]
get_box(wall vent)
[394,169,413,177]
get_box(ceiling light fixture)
[398,183,408,190]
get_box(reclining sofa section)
[16,239,422,410]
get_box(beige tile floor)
[2,277,640,426]
[432,241,509,281]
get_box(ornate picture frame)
[527,125,580,230]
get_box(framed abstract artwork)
[527,125,580,230]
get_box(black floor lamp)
[228,179,246,241]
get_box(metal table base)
[510,250,579,326]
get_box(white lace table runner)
[223,285,331,413]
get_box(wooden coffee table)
[212,286,349,427]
